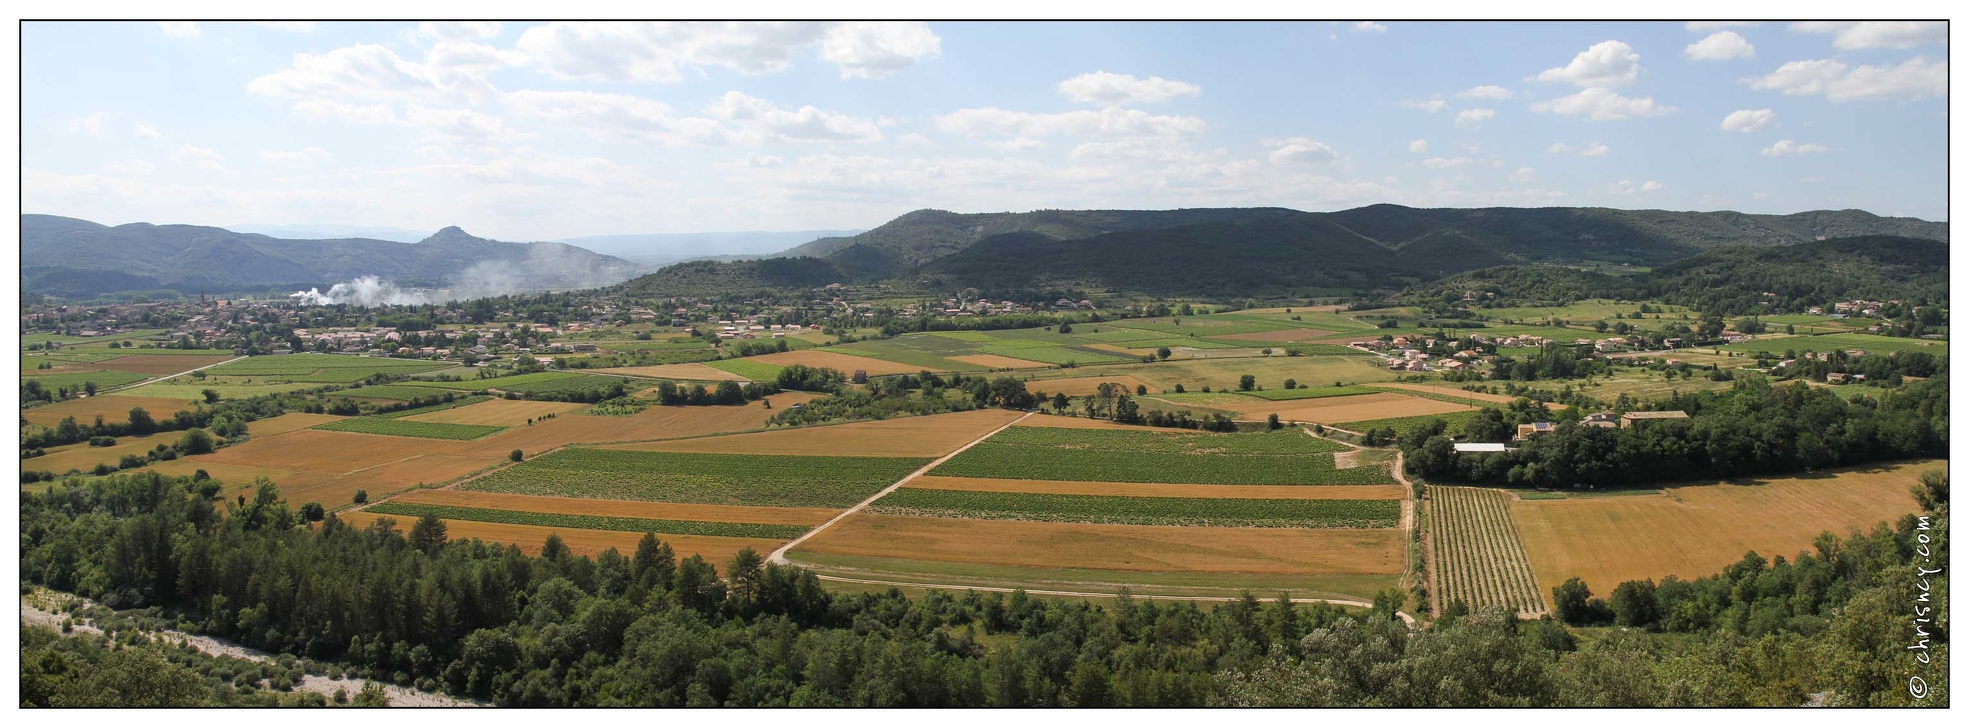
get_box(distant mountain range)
[20,215,643,298]
[624,205,1950,297]
[557,230,863,266]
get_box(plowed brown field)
[748,350,923,376]
[21,396,199,427]
[389,489,839,525]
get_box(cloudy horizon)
[23,20,1949,240]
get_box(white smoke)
[290,276,429,306]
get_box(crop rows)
[992,426,1351,455]
[1101,337,1242,350]
[464,448,932,507]
[1070,328,1173,343]
[1361,387,1505,409]
[1334,410,1482,434]
[1115,319,1297,336]
[332,384,460,401]
[705,359,786,381]
[871,488,1400,528]
[22,370,151,390]
[364,502,808,539]
[374,395,493,419]
[1243,385,1381,401]
[211,354,447,376]
[1428,486,1545,614]
[924,331,1000,343]
[311,417,506,440]
[933,443,1389,485]
[412,371,586,390]
[974,345,1134,365]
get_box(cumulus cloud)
[1546,141,1610,156]
[1264,137,1337,165]
[248,43,500,107]
[1401,96,1449,113]
[1056,71,1201,106]
[936,107,1206,141]
[1720,108,1775,132]
[252,21,317,33]
[1791,21,1946,50]
[1531,88,1675,121]
[170,144,232,173]
[260,147,334,165]
[133,123,162,140]
[703,91,884,142]
[819,21,942,78]
[293,99,400,125]
[416,21,503,41]
[1684,31,1754,60]
[1455,85,1513,100]
[1761,139,1829,156]
[1536,40,1642,87]
[1408,139,1428,153]
[1509,166,1536,183]
[1454,108,1495,128]
[1745,57,1946,102]
[1686,22,1759,31]
[157,22,200,39]
[1353,21,1387,33]
[1641,181,1665,191]
[1422,157,1473,168]
[1578,142,1612,157]
[67,111,105,136]
[504,90,725,146]
[513,21,938,83]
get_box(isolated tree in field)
[510,449,524,462]
[177,428,216,455]
[127,407,156,435]
[1051,392,1070,414]
[84,381,98,396]
[1267,414,1282,430]
[298,502,326,522]
[409,514,448,552]
[201,389,220,404]
[1058,323,1073,334]
[1156,347,1171,361]
[1173,383,1185,393]
[352,489,368,505]
[1552,578,1594,625]
[1136,384,1147,395]
[1239,375,1256,392]
[1284,378,1298,390]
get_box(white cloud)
[108,159,155,177]
[1641,181,1665,192]
[1720,108,1775,133]
[1791,21,1946,50]
[1509,166,1536,183]
[133,123,161,140]
[1545,142,1569,154]
[401,107,533,144]
[248,43,499,107]
[1536,40,1642,87]
[1454,108,1495,128]
[1353,22,1387,33]
[703,91,884,143]
[504,90,725,146]
[1422,157,1473,168]
[1745,57,1947,102]
[1408,139,1428,154]
[66,111,105,136]
[417,22,503,41]
[1686,22,1760,32]
[1684,31,1754,60]
[293,99,400,125]
[1401,97,1449,113]
[1056,71,1201,106]
[1455,85,1513,100]
[1761,139,1829,156]
[819,22,942,79]
[1265,137,1337,165]
[260,147,334,165]
[170,144,232,173]
[1530,87,1675,121]
[157,22,199,39]
[1578,142,1612,157]
[936,107,1206,141]
[252,21,317,33]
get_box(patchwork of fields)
[1428,486,1546,615]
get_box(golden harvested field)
[25,431,188,475]
[749,350,924,376]
[402,399,586,426]
[447,394,819,457]
[93,354,236,376]
[1511,460,1945,598]
[195,429,461,474]
[246,454,504,507]
[799,514,1405,574]
[1369,382,1520,404]
[1035,356,1400,392]
[21,396,200,427]
[339,511,783,567]
[1014,374,1159,397]
[1213,328,1337,342]
[245,412,349,436]
[390,489,839,525]
[949,354,1051,370]
[905,475,1408,500]
[1241,392,1474,423]
[601,408,1024,457]
[594,363,747,381]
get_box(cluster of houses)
[712,318,820,339]
[1451,410,1691,452]
[900,298,1035,319]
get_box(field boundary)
[98,355,247,394]
[771,410,1034,565]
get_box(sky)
[21,20,1950,241]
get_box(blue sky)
[22,20,1948,240]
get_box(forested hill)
[21,215,642,297]
[1407,235,1949,315]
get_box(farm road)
[769,410,1034,565]
[97,355,248,395]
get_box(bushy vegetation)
[364,503,807,540]
[464,449,932,507]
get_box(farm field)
[400,399,587,427]
[339,511,782,567]
[593,363,747,381]
[313,417,505,440]
[86,354,237,376]
[442,396,816,458]
[905,475,1409,500]
[1223,391,1474,424]
[869,488,1400,528]
[1367,382,1524,404]
[106,380,326,400]
[948,354,1051,370]
[600,408,1023,457]
[463,449,933,507]
[930,425,1387,485]
[364,502,809,539]
[1210,328,1338,342]
[1011,374,1158,397]
[206,353,452,381]
[974,345,1135,365]
[1721,332,1948,356]
[747,350,927,376]
[827,341,982,370]
[281,454,502,506]
[1429,486,1546,615]
[244,412,348,436]
[326,384,460,401]
[136,460,308,498]
[23,431,187,475]
[194,429,464,474]
[1069,355,1401,393]
[21,395,201,427]
[705,358,785,381]
[21,369,151,392]
[1510,460,1944,600]
[386,489,838,526]
[1243,385,1381,401]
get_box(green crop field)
[364,503,807,539]
[311,418,506,440]
[412,371,587,390]
[1073,328,1174,343]
[993,425,1350,455]
[975,344,1134,365]
[1721,332,1948,356]
[934,427,1381,486]
[871,488,1400,528]
[1243,385,1381,401]
[1115,318,1296,336]
[924,331,999,343]
[20,370,152,391]
[209,354,451,378]
[464,449,933,507]
[706,358,786,381]
[329,384,458,401]
[1101,337,1243,351]
[1335,410,1484,434]
[373,395,493,419]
